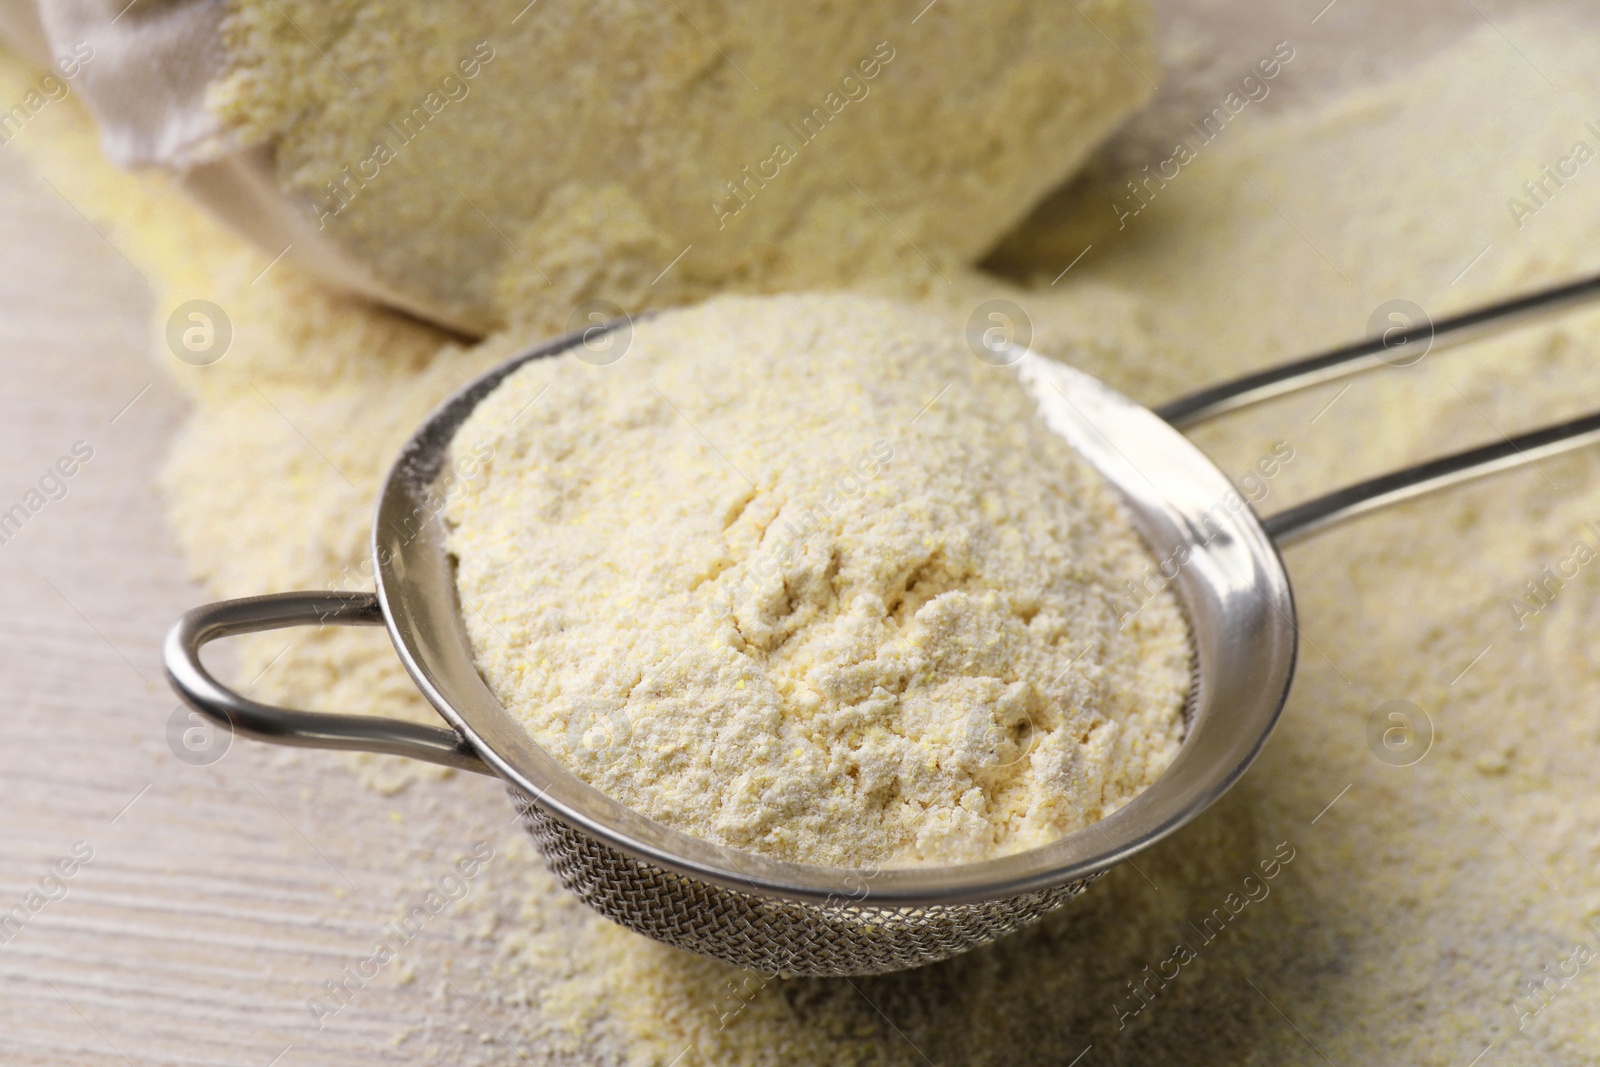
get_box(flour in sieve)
[443,293,1191,867]
[18,7,1600,1058]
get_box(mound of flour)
[444,293,1190,866]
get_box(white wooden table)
[0,130,543,1065]
[0,2,1557,1063]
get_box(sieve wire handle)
[1156,269,1600,428]
[163,591,491,774]
[1261,409,1600,545]
[1150,268,1600,545]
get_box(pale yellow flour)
[204,0,1155,332]
[444,293,1190,866]
[10,5,1600,1063]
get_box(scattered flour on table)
[10,5,1600,1063]
[444,293,1190,866]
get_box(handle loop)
[163,591,491,774]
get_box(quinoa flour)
[7,4,1600,1063]
[200,0,1155,332]
[443,293,1190,866]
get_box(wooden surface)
[0,136,538,1066]
[0,3,1561,1063]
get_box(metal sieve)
[166,274,1600,977]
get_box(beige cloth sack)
[0,0,468,327]
[6,0,231,166]
[1,0,1160,336]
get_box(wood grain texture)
[0,140,554,1067]
[0,2,1565,1063]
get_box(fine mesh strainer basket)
[166,275,1600,976]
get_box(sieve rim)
[372,319,1298,908]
